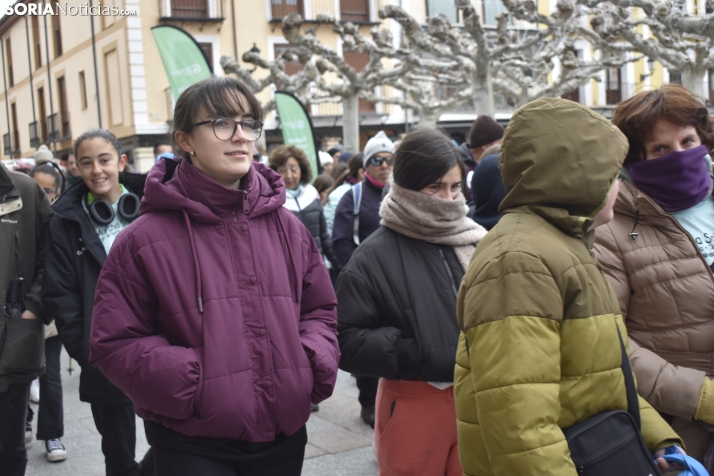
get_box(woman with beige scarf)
[335,128,487,476]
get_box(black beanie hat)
[469,116,505,149]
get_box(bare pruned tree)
[576,0,714,98]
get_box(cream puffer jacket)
[594,177,714,458]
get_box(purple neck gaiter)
[628,145,712,212]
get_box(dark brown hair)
[172,77,264,160]
[393,127,465,191]
[612,84,714,165]
[268,145,312,185]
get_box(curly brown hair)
[268,145,312,185]
[612,84,714,165]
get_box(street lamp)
[640,58,656,82]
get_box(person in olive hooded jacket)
[455,98,683,476]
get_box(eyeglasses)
[193,118,263,142]
[367,156,393,167]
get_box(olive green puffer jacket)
[455,98,682,476]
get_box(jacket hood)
[498,98,628,240]
[141,159,286,223]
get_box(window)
[104,50,124,126]
[274,44,303,76]
[172,0,209,18]
[11,102,18,153]
[52,14,62,57]
[709,69,714,104]
[57,76,70,139]
[79,71,88,110]
[606,67,622,105]
[669,70,682,84]
[38,87,47,142]
[32,14,41,69]
[271,0,302,19]
[344,51,375,113]
[483,0,509,25]
[5,38,13,87]
[426,0,458,23]
[340,0,369,22]
[198,42,214,71]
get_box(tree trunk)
[419,109,439,128]
[342,94,360,153]
[472,70,495,117]
[681,67,708,101]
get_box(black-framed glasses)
[193,118,263,142]
[367,155,393,167]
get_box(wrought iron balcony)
[159,0,224,21]
[48,113,59,142]
[3,133,11,156]
[59,111,70,141]
[29,121,39,148]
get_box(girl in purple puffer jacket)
[88,77,340,476]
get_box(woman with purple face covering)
[594,84,714,467]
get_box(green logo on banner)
[275,92,319,181]
[151,26,213,101]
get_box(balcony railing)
[29,121,39,148]
[340,0,370,22]
[59,111,70,141]
[159,0,224,21]
[270,0,303,21]
[3,133,11,156]
[47,113,59,142]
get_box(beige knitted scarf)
[380,182,487,270]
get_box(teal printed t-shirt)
[670,197,714,271]
[82,186,132,255]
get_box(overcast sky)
[0,0,14,20]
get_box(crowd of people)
[2,76,714,476]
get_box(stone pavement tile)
[307,425,373,454]
[302,446,378,476]
[315,392,375,438]
[305,441,327,459]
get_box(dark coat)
[284,184,340,270]
[331,178,384,267]
[0,167,53,393]
[470,154,507,230]
[43,172,146,404]
[89,160,339,442]
[336,227,464,382]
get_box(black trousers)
[147,421,306,476]
[0,381,31,476]
[153,445,304,476]
[91,402,154,476]
[356,375,378,409]
[36,335,64,440]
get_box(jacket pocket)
[0,310,44,376]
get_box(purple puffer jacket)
[88,159,339,442]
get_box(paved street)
[26,348,378,476]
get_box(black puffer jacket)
[284,184,340,269]
[335,226,464,382]
[43,173,146,404]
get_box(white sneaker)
[45,439,67,462]
[25,421,33,444]
[30,378,40,403]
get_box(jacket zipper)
[439,248,459,299]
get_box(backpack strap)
[352,182,362,246]
[616,323,641,430]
